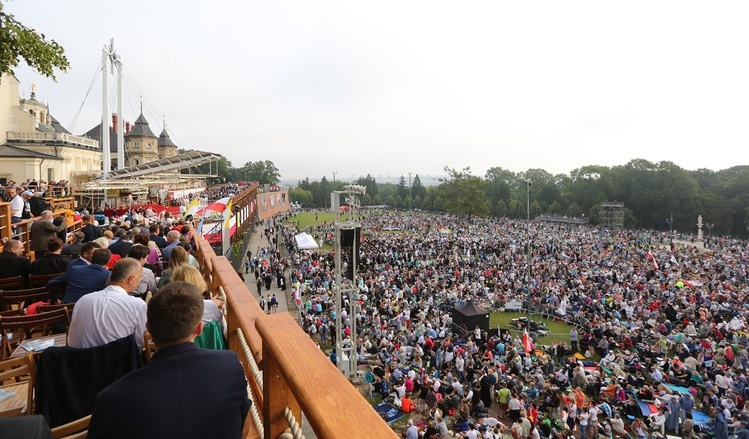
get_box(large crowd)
[260,210,748,439]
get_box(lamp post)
[408,172,412,211]
[525,179,531,330]
[706,223,714,237]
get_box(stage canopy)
[452,301,490,332]
[294,232,319,249]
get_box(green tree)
[289,188,313,207]
[436,166,489,216]
[0,3,70,79]
[411,174,427,201]
[240,160,280,184]
[484,167,517,217]
[355,174,378,201]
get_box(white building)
[0,73,102,186]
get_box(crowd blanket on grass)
[375,403,403,424]
[636,400,658,416]
[692,410,710,426]
[664,383,691,395]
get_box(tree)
[411,174,427,201]
[355,174,378,201]
[436,166,489,217]
[289,188,313,207]
[0,3,69,80]
[240,160,280,185]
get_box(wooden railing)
[0,202,83,260]
[193,234,397,439]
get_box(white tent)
[294,232,320,249]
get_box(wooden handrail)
[193,232,397,439]
[257,314,398,439]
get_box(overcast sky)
[7,1,749,181]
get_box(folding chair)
[51,414,91,439]
[1,287,53,312]
[0,308,70,359]
[28,273,63,289]
[0,353,36,416]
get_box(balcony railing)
[6,131,99,149]
[0,202,83,259]
[193,233,397,439]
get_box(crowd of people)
[268,210,748,439]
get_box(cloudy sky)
[7,1,749,182]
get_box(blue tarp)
[374,403,403,424]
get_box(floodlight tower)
[331,184,366,380]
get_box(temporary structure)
[294,232,320,249]
[451,301,489,333]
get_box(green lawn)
[489,311,574,346]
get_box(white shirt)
[10,195,23,217]
[68,285,147,349]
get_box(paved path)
[239,226,316,439]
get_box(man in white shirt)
[7,186,24,223]
[68,258,147,349]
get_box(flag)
[522,330,534,353]
[184,197,200,218]
[646,251,659,270]
[223,198,234,229]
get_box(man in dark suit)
[108,229,133,259]
[0,239,31,286]
[81,214,102,243]
[64,242,101,272]
[87,282,251,439]
[48,248,111,303]
[148,224,167,249]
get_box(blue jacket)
[49,264,111,304]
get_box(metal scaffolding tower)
[331,185,366,381]
[599,201,624,229]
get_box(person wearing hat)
[29,191,51,217]
[19,190,33,219]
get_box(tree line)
[289,159,749,237]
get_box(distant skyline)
[7,1,749,180]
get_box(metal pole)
[408,172,412,210]
[101,46,110,180]
[116,48,124,170]
[526,180,531,330]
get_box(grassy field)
[284,211,337,250]
[489,312,573,346]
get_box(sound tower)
[341,226,361,281]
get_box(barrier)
[193,233,396,439]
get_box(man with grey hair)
[68,257,147,349]
[161,230,181,263]
[30,210,67,258]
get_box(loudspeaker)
[341,227,360,247]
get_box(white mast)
[116,47,124,169]
[101,43,111,180]
[101,39,124,177]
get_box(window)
[146,142,152,149]
[134,142,140,148]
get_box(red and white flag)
[522,330,534,353]
[646,251,659,270]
